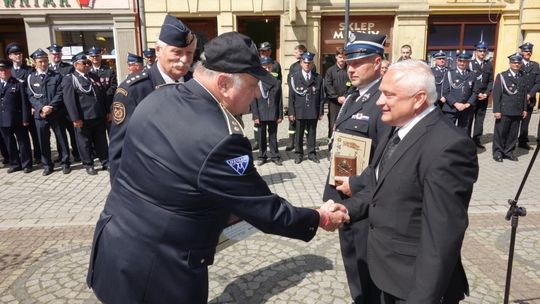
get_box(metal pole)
[344,0,350,47]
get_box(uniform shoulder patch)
[112,101,126,125]
[115,87,128,97]
[226,155,249,175]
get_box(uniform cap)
[0,58,13,69]
[457,52,472,60]
[5,42,22,55]
[87,46,102,56]
[159,15,195,48]
[259,42,272,51]
[260,57,273,65]
[30,48,48,59]
[143,48,155,57]
[474,41,488,50]
[433,50,447,59]
[127,53,144,64]
[47,44,63,54]
[301,51,315,63]
[202,32,274,85]
[71,52,89,63]
[508,52,523,63]
[519,42,533,51]
[344,32,386,61]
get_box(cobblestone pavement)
[1,111,540,303]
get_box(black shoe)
[86,167,98,175]
[518,142,532,150]
[506,154,518,161]
[294,157,303,164]
[62,166,71,174]
[493,155,503,162]
[272,159,283,166]
[23,167,32,173]
[42,167,53,176]
[256,159,267,166]
[285,145,294,152]
[308,155,320,163]
[474,140,485,149]
[7,167,21,173]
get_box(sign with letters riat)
[0,0,131,9]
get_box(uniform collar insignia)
[226,155,249,175]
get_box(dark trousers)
[253,123,260,145]
[470,100,488,141]
[35,118,70,168]
[340,220,381,304]
[27,119,41,161]
[518,102,534,144]
[493,115,521,157]
[287,119,296,147]
[57,115,80,160]
[444,108,473,131]
[258,121,280,160]
[0,134,9,163]
[328,101,341,138]
[74,118,108,167]
[295,119,317,156]
[0,125,32,169]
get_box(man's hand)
[440,96,446,104]
[454,102,466,111]
[317,200,350,232]
[254,118,260,125]
[494,112,502,120]
[478,93,487,101]
[289,115,295,122]
[73,120,83,128]
[523,111,528,119]
[334,176,352,197]
[337,96,346,105]
[277,118,282,124]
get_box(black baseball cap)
[0,58,13,69]
[202,32,274,85]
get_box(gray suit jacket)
[343,108,478,302]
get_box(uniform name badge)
[329,131,371,186]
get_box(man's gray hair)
[194,60,243,87]
[387,59,437,105]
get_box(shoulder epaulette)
[217,104,245,136]
[125,71,149,86]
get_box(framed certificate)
[329,131,371,186]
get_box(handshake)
[317,200,350,232]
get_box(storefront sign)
[0,0,131,9]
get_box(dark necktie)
[39,74,45,81]
[378,129,401,175]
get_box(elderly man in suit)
[328,59,479,303]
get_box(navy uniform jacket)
[27,70,64,120]
[521,60,540,103]
[49,61,73,77]
[469,59,493,95]
[62,72,107,122]
[431,66,447,103]
[89,65,117,110]
[10,65,32,82]
[441,69,478,113]
[108,63,193,181]
[0,77,30,127]
[324,80,390,201]
[251,76,282,122]
[288,71,324,119]
[343,108,478,303]
[492,70,527,116]
[87,80,320,304]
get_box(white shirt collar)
[358,77,381,96]
[397,105,437,140]
[75,70,87,77]
[302,70,311,79]
[157,62,183,84]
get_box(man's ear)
[413,91,428,110]
[216,74,232,96]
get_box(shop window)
[54,29,116,68]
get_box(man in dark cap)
[323,31,390,304]
[0,59,33,173]
[432,50,448,108]
[107,14,197,182]
[469,41,494,148]
[6,42,41,164]
[517,42,540,149]
[492,53,528,162]
[126,53,144,78]
[142,47,156,70]
[87,31,349,304]
[87,46,116,130]
[27,48,70,175]
[251,56,283,166]
[259,41,282,81]
[442,51,478,130]
[62,52,108,175]
[288,51,324,164]
[47,43,80,163]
